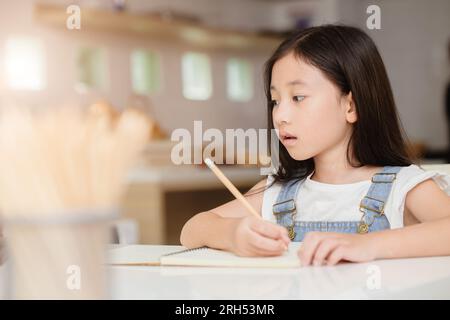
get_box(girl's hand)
[230,216,291,257]
[298,232,378,266]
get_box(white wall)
[337,0,450,150]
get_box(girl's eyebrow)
[287,79,306,86]
[270,79,306,91]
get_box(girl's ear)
[345,91,357,124]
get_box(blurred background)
[0,0,449,245]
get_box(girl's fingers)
[326,247,346,266]
[249,243,285,257]
[249,220,278,238]
[311,239,340,266]
[250,220,290,246]
[249,231,287,254]
[298,232,323,266]
[282,233,291,246]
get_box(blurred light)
[76,47,107,92]
[227,58,253,102]
[4,37,46,91]
[182,52,212,101]
[131,49,161,95]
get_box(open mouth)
[280,133,298,143]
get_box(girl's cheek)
[311,108,348,151]
[291,104,341,158]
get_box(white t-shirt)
[261,165,450,229]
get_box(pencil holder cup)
[1,208,118,299]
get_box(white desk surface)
[2,244,450,299]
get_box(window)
[76,47,107,91]
[181,52,212,100]
[4,37,46,90]
[131,49,161,95]
[227,58,253,102]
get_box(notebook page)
[107,245,183,266]
[160,242,303,268]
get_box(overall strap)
[357,166,403,233]
[272,178,305,239]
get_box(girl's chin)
[286,150,311,161]
[285,146,317,161]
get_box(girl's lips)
[278,129,298,147]
[280,135,298,147]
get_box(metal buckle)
[359,196,385,214]
[371,172,397,183]
[357,222,369,234]
[272,199,296,215]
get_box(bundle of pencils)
[0,103,151,298]
[0,103,151,215]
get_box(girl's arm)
[372,178,450,259]
[298,179,450,266]
[370,215,450,260]
[180,179,290,256]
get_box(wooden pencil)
[204,158,260,219]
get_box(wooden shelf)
[34,3,283,50]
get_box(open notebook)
[107,243,302,268]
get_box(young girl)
[180,24,450,266]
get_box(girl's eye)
[271,99,280,107]
[293,95,305,102]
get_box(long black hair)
[264,24,413,184]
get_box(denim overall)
[272,166,402,241]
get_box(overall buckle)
[272,199,296,215]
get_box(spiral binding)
[161,246,208,258]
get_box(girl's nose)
[273,100,292,126]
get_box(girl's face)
[271,52,356,161]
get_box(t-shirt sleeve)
[389,165,450,228]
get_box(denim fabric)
[272,166,402,241]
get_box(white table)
[106,245,450,299]
[2,245,450,299]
